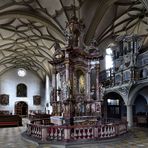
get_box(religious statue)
[65,15,85,47]
[50,87,56,102]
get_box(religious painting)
[33,95,41,105]
[17,83,27,97]
[76,69,85,93]
[0,94,9,105]
[79,75,85,93]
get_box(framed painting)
[33,95,41,105]
[0,94,9,105]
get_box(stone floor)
[0,118,148,148]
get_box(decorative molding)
[118,86,129,96]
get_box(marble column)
[96,63,100,101]
[127,105,133,128]
[65,53,70,99]
[87,61,91,100]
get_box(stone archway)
[15,101,28,116]
[104,92,126,119]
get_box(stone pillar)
[41,127,47,141]
[51,66,57,115]
[126,105,133,128]
[52,66,57,102]
[45,75,52,114]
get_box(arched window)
[17,83,27,97]
[105,48,113,69]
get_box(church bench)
[0,115,22,127]
[136,116,147,127]
[0,121,19,127]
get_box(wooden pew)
[0,115,22,127]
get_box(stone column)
[126,105,133,128]
[52,66,57,102]
[45,75,52,114]
[51,66,57,115]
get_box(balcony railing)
[100,65,148,88]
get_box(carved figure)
[65,16,85,47]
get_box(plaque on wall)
[0,94,9,105]
[33,95,41,105]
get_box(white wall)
[0,68,45,114]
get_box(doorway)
[104,92,126,119]
[15,101,28,116]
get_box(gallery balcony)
[100,64,148,89]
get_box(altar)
[50,116,98,126]
[50,116,64,125]
[49,15,103,125]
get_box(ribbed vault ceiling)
[0,0,147,80]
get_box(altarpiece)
[49,16,103,124]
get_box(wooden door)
[15,101,28,116]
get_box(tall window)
[17,83,27,97]
[105,48,113,69]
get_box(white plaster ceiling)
[0,0,147,80]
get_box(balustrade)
[26,119,128,142]
[26,124,42,140]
